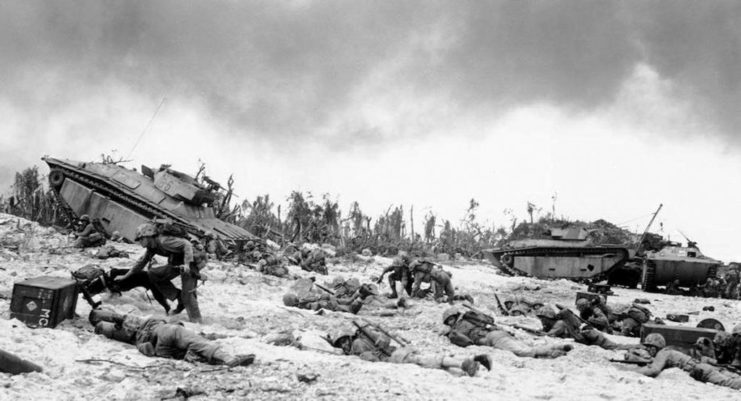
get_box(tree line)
[2,163,559,258]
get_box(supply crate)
[10,276,78,328]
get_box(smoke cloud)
[1,1,740,146]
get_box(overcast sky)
[1,1,739,261]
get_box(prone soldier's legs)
[691,363,741,389]
[388,348,479,376]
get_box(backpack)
[71,265,109,308]
[627,304,652,323]
[153,219,189,238]
[460,309,496,327]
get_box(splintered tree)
[423,212,436,243]
[239,194,281,239]
[286,191,313,242]
[6,166,65,226]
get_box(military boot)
[473,354,492,371]
[461,358,479,377]
[226,354,256,368]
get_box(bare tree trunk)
[410,205,414,243]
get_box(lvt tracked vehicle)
[43,157,255,244]
[483,226,630,282]
[641,242,721,292]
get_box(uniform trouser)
[580,329,637,350]
[483,330,560,358]
[434,279,454,301]
[388,348,446,369]
[110,268,170,312]
[152,324,230,364]
[411,272,428,297]
[388,272,412,296]
[693,363,741,389]
[148,264,202,323]
[148,264,181,301]
[74,235,106,248]
[181,271,202,323]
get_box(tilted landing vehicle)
[43,157,255,244]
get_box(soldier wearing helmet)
[297,248,328,275]
[72,214,106,249]
[91,309,255,368]
[115,222,205,323]
[376,252,413,299]
[622,332,741,389]
[537,304,637,351]
[443,305,572,359]
[575,297,612,333]
[329,323,489,377]
[282,279,363,314]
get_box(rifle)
[609,359,648,366]
[313,281,335,295]
[508,324,546,337]
[493,293,510,316]
[360,319,409,346]
[352,320,393,357]
[555,303,592,329]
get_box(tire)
[500,253,513,266]
[49,170,65,188]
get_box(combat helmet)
[283,293,299,307]
[443,307,462,325]
[79,214,91,222]
[575,298,590,310]
[135,223,158,240]
[714,331,732,346]
[536,306,557,320]
[642,333,666,349]
[733,324,741,336]
[329,328,356,347]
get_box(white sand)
[0,213,739,400]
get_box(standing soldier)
[376,253,413,299]
[114,223,204,323]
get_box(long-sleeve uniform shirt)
[132,235,194,273]
[448,316,562,358]
[636,349,741,390]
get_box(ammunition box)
[641,323,719,353]
[576,291,605,305]
[587,284,612,295]
[10,276,78,328]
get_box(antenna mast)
[126,97,166,160]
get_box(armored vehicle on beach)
[641,242,721,292]
[483,226,630,282]
[43,157,255,244]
